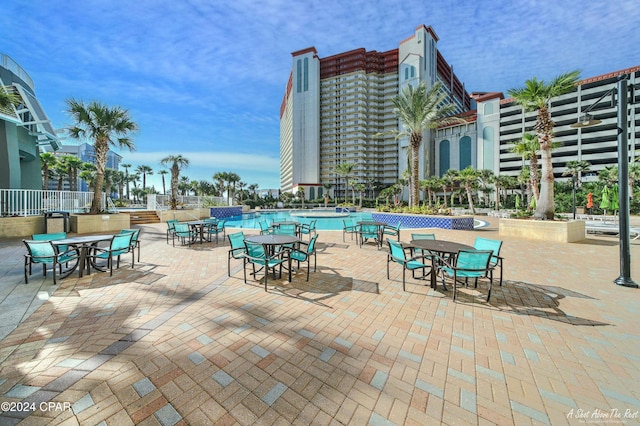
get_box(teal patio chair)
[173,223,195,247]
[473,237,504,286]
[243,241,287,291]
[32,232,71,265]
[207,219,226,243]
[120,228,141,262]
[359,223,381,249]
[274,223,297,236]
[386,239,431,291]
[440,250,494,301]
[342,219,358,242]
[299,220,317,240]
[90,232,135,276]
[290,234,319,281]
[23,239,79,285]
[166,219,179,244]
[383,222,401,241]
[227,231,246,276]
[411,233,437,258]
[259,221,273,235]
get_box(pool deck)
[0,217,639,424]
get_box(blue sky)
[2,0,639,192]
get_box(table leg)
[287,251,292,282]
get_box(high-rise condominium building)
[281,25,639,200]
[280,25,469,200]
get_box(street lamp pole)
[571,73,637,288]
[613,75,637,288]
[572,174,577,220]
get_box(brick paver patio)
[0,218,639,425]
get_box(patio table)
[245,234,300,282]
[409,239,474,291]
[187,220,210,244]
[52,234,114,278]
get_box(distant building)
[281,25,639,199]
[0,53,59,190]
[46,142,122,194]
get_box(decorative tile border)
[371,213,474,230]
[210,206,243,218]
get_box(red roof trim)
[292,47,318,57]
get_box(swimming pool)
[222,211,373,230]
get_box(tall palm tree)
[39,152,58,190]
[248,183,259,200]
[66,99,138,214]
[455,167,479,214]
[136,165,153,191]
[562,160,591,183]
[508,70,581,219]
[120,163,131,200]
[390,81,465,207]
[442,169,459,209]
[160,155,190,209]
[158,169,169,195]
[510,133,541,200]
[333,162,356,204]
[60,155,84,192]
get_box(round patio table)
[245,234,300,282]
[52,234,114,278]
[410,239,474,291]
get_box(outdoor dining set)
[21,216,504,302]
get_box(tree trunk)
[91,140,108,214]
[465,182,475,214]
[533,106,555,220]
[411,133,421,208]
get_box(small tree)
[160,155,190,209]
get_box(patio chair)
[299,220,317,240]
[23,239,79,285]
[386,239,431,291]
[207,219,226,243]
[166,219,179,244]
[243,240,287,291]
[343,219,358,242]
[359,223,381,249]
[120,228,141,262]
[274,223,297,236]
[439,250,494,301]
[473,237,504,286]
[383,222,401,241]
[259,220,273,235]
[227,231,246,276]
[32,232,71,265]
[410,233,437,258]
[89,232,135,276]
[289,234,319,281]
[173,223,195,247]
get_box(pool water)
[222,211,373,230]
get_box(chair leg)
[24,258,29,284]
[487,271,493,302]
[402,267,406,292]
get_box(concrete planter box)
[159,208,211,222]
[499,218,585,243]
[70,213,130,234]
[0,216,45,238]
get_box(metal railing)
[152,194,227,210]
[0,189,104,217]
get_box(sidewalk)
[0,218,639,425]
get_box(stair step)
[129,210,161,224]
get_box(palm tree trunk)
[411,134,421,208]
[533,107,555,220]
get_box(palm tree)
[333,162,356,204]
[248,183,259,200]
[66,99,138,214]
[322,183,333,199]
[508,70,581,219]
[354,183,366,208]
[39,152,58,190]
[114,170,126,200]
[120,163,131,200]
[160,155,190,209]
[60,155,84,191]
[158,170,169,195]
[455,167,479,214]
[390,81,465,207]
[179,176,190,196]
[136,165,153,191]
[510,133,541,200]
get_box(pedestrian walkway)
[0,219,639,425]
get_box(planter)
[0,216,45,238]
[499,218,585,243]
[372,213,474,230]
[70,213,130,234]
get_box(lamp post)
[571,73,637,288]
[572,173,577,220]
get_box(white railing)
[154,194,227,210]
[0,189,104,217]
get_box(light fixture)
[569,113,602,129]
[571,73,637,288]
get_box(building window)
[459,136,472,169]
[484,102,494,115]
[439,140,450,177]
[483,127,494,171]
[304,58,309,92]
[296,60,302,93]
